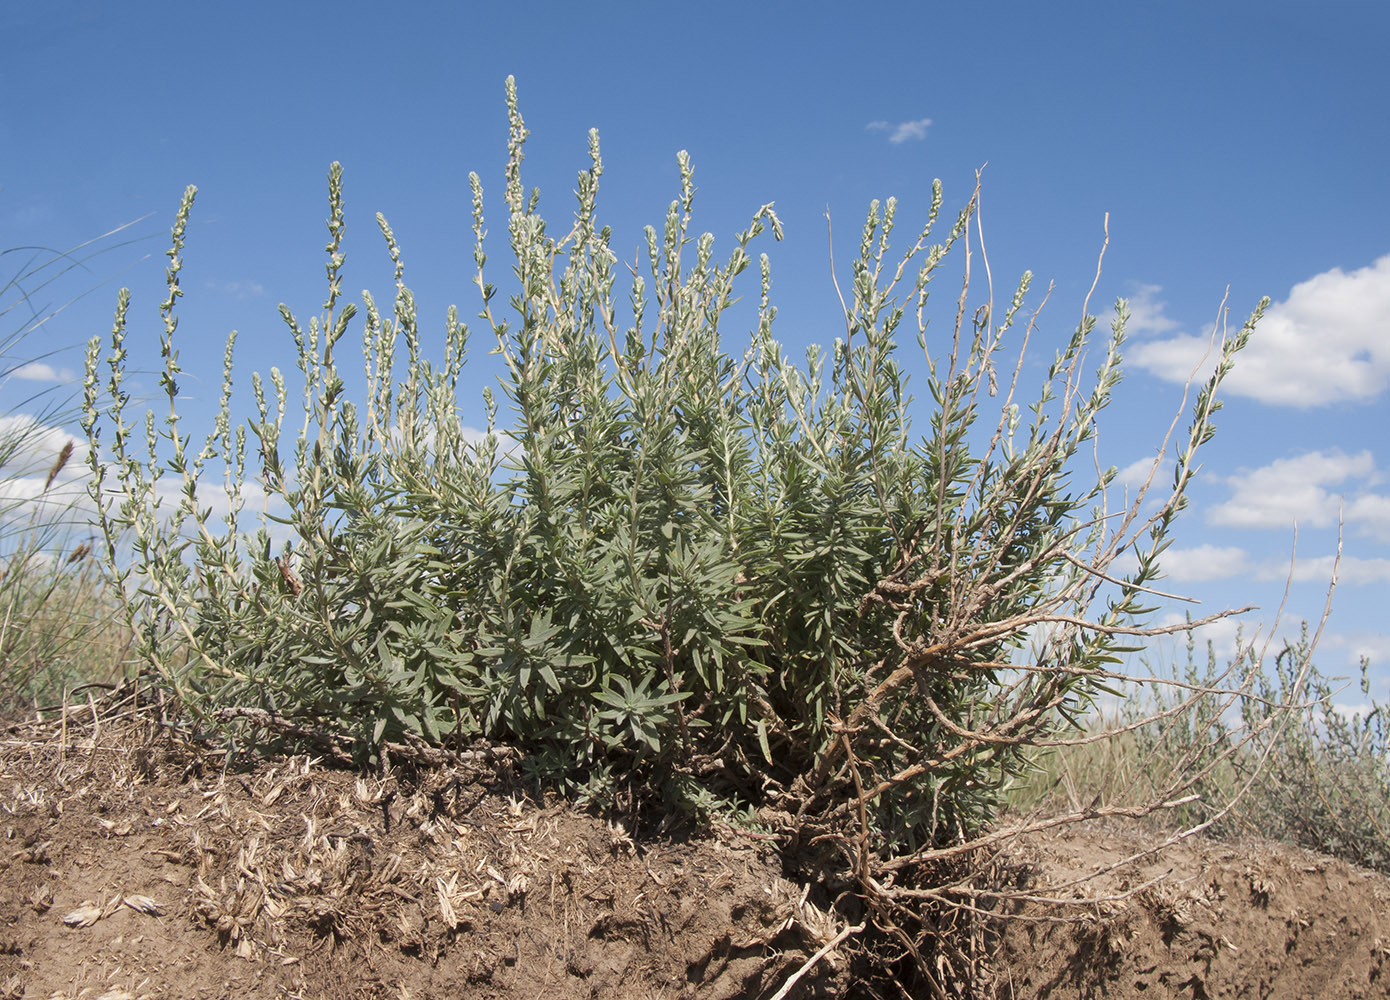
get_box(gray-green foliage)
[83,78,1263,846]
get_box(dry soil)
[2,722,1386,999]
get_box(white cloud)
[0,415,86,476]
[1160,613,1248,659]
[1127,255,1390,407]
[1253,554,1390,586]
[1115,456,1161,491]
[1103,544,1248,587]
[1123,284,1180,336]
[866,117,933,144]
[1149,613,1319,667]
[0,412,299,550]
[1315,631,1390,677]
[1346,493,1390,540]
[9,362,74,382]
[0,415,90,537]
[1112,541,1384,591]
[1111,456,1174,513]
[1208,449,1389,539]
[383,422,510,461]
[2,411,513,572]
[1126,329,1221,387]
[1158,544,1250,582]
[1335,632,1390,669]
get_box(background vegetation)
[2,222,143,714]
[1010,625,1390,875]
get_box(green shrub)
[82,78,1265,856]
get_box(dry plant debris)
[2,722,850,999]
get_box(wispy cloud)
[1,411,306,553]
[1114,455,1165,492]
[0,415,85,474]
[1112,538,1387,587]
[204,278,265,299]
[1108,543,1250,584]
[1149,612,1250,660]
[3,411,511,548]
[866,117,933,144]
[1127,256,1390,407]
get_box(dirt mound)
[2,725,1387,999]
[0,732,844,999]
[994,820,1390,999]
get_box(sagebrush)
[83,77,1274,888]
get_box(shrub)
[83,77,1267,863]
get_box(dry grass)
[3,215,156,718]
[1,444,131,716]
[1006,642,1390,875]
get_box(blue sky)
[4,2,1388,698]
